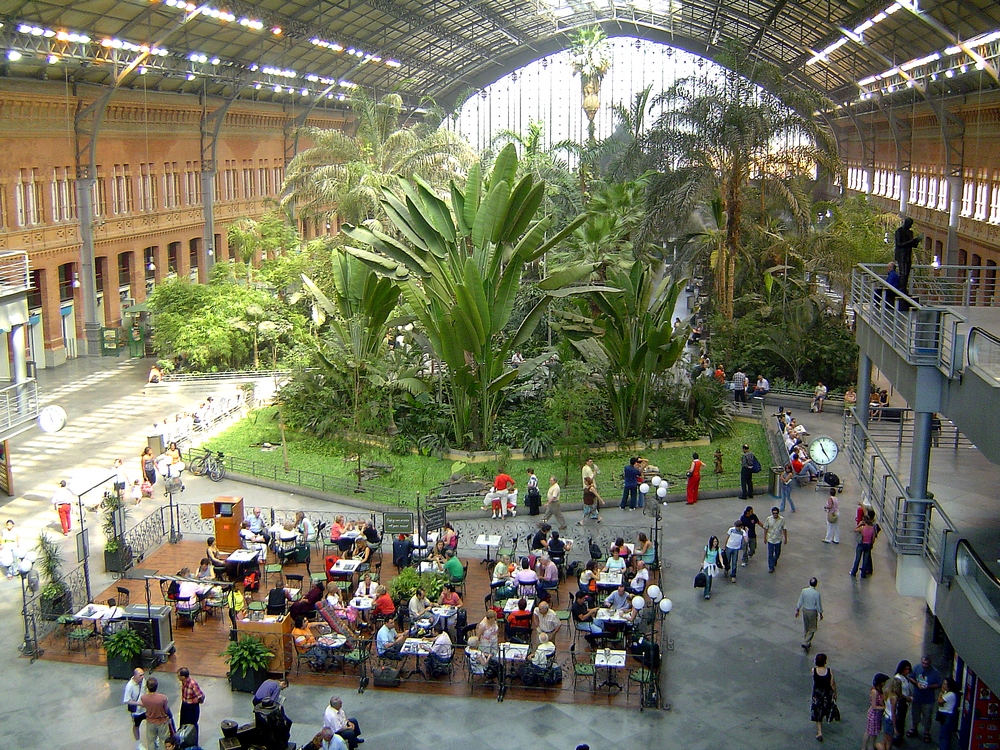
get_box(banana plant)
[342,143,612,449]
[554,260,686,440]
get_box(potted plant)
[222,635,273,693]
[105,626,145,679]
[36,532,72,620]
[102,494,133,573]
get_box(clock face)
[809,436,839,465]
[37,405,68,434]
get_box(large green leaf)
[500,181,545,244]
[342,225,432,277]
[522,214,586,263]
[472,179,510,249]
[463,163,482,231]
[413,175,457,244]
[508,297,550,352]
[487,368,519,395]
[538,263,599,291]
[490,143,518,192]
[451,182,470,237]
[381,193,430,252]
[403,194,447,258]
[342,245,407,276]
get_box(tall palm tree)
[642,54,841,319]
[281,90,475,226]
[569,26,612,145]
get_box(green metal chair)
[68,627,93,655]
[570,644,596,692]
[263,563,284,588]
[628,667,656,708]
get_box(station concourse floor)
[0,358,954,750]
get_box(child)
[129,480,143,506]
[140,479,154,499]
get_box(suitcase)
[373,666,401,687]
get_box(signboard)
[383,512,414,535]
[422,505,447,532]
[100,327,120,355]
[76,528,89,564]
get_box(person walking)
[780,464,796,513]
[177,667,205,745]
[122,668,147,750]
[795,577,823,651]
[51,480,75,536]
[578,475,602,525]
[823,489,840,544]
[907,655,943,743]
[139,677,172,750]
[543,476,567,531]
[525,469,541,516]
[810,653,838,742]
[851,515,877,578]
[685,453,705,505]
[620,457,641,510]
[701,536,723,600]
[739,506,763,564]
[724,521,746,583]
[863,674,890,750]
[763,507,788,573]
[937,678,960,750]
[739,444,757,499]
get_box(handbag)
[373,666,401,687]
[827,510,839,523]
[830,703,841,722]
[693,571,707,589]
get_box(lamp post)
[17,550,41,661]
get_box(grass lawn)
[204,407,772,508]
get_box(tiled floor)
[0,361,961,749]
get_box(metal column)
[909,410,933,500]
[856,352,871,430]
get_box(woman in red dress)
[686,452,705,505]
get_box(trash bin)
[770,466,783,499]
[147,434,165,455]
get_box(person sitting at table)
[175,568,209,612]
[530,523,551,553]
[630,560,650,594]
[347,538,371,584]
[330,515,346,541]
[239,521,267,559]
[579,560,599,595]
[443,549,464,581]
[604,546,627,573]
[205,537,234,578]
[275,521,299,557]
[492,554,513,585]
[475,610,500,656]
[362,519,380,546]
[290,582,324,620]
[571,591,604,646]
[513,557,539,595]
[295,511,315,545]
[375,620,407,661]
[425,621,454,678]
[604,583,632,613]
[372,585,396,619]
[409,587,432,620]
[441,522,458,550]
[428,539,448,567]
[247,508,271,543]
[291,615,330,670]
[613,537,631,565]
[355,573,378,599]
[530,631,556,668]
[533,600,562,641]
[323,584,356,625]
[195,557,215,581]
[506,598,533,631]
[438,583,463,608]
[547,531,569,565]
[465,636,496,677]
[536,553,559,595]
[634,532,654,569]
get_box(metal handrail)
[844,406,934,555]
[0,251,30,293]
[955,540,1000,620]
[968,327,1000,384]
[159,370,291,383]
[0,378,39,434]
[852,265,966,377]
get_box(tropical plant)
[685,377,734,439]
[226,212,300,283]
[222,635,274,677]
[342,144,604,449]
[35,531,66,602]
[101,492,129,555]
[569,26,612,144]
[642,49,841,319]
[104,626,146,661]
[281,90,475,226]
[555,261,686,440]
[387,566,448,602]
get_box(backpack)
[243,570,260,592]
[751,456,762,473]
[588,538,602,561]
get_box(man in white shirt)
[322,696,363,750]
[51,480,76,536]
[725,521,747,582]
[629,560,650,593]
[318,728,347,750]
[122,668,147,750]
[424,622,453,678]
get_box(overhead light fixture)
[47,54,59,64]
[7,50,22,61]
[147,261,156,272]
[271,26,282,35]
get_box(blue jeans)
[780,482,795,512]
[938,709,957,750]
[726,548,741,578]
[767,541,782,571]
[637,491,645,508]
[850,543,872,577]
[576,620,604,635]
[620,486,637,509]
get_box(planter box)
[107,652,139,680]
[40,590,72,621]
[229,667,267,694]
[105,545,134,574]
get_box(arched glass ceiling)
[453,38,724,155]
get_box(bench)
[763,389,846,413]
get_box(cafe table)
[594,648,628,692]
[476,534,501,564]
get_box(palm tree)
[569,26,612,145]
[227,212,299,283]
[281,90,475,226]
[642,54,841,319]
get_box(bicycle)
[188,448,226,482]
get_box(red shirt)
[180,676,205,705]
[791,457,805,473]
[140,692,170,725]
[494,474,514,491]
[373,593,396,616]
[507,609,532,629]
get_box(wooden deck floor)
[37,541,644,707]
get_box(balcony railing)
[908,265,999,309]
[851,265,965,377]
[968,327,1000,385]
[0,378,39,438]
[0,251,30,296]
